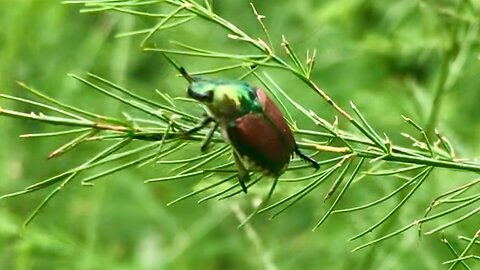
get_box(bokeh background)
[1,0,479,269]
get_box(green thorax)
[188,78,262,120]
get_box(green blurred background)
[1,0,479,269]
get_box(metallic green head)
[186,78,216,103]
[181,68,261,119]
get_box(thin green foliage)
[1,1,479,266]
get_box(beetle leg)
[294,146,320,170]
[200,122,218,152]
[184,116,214,136]
[233,151,249,193]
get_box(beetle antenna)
[160,52,193,83]
[179,67,193,83]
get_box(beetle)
[180,68,319,193]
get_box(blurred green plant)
[1,0,479,268]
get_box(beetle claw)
[239,176,248,193]
[233,151,249,193]
[294,148,320,170]
[237,167,250,193]
[184,116,214,137]
[200,143,209,153]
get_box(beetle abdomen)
[226,88,295,176]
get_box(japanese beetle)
[180,68,319,193]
